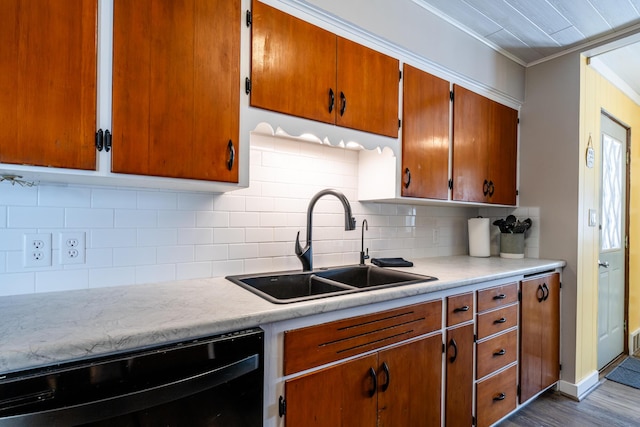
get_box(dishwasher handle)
[0,354,259,427]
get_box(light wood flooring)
[498,355,640,426]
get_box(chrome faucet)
[360,219,369,265]
[295,189,356,271]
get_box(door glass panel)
[601,133,623,251]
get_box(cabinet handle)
[328,88,335,113]
[381,362,390,392]
[493,348,506,357]
[340,91,347,116]
[493,294,506,300]
[226,140,235,171]
[488,180,495,196]
[453,305,470,313]
[537,284,544,303]
[403,168,411,189]
[96,129,104,151]
[483,179,489,196]
[493,392,506,401]
[494,317,507,324]
[368,367,377,398]
[542,283,549,301]
[448,338,458,363]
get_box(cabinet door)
[285,353,378,427]
[378,334,442,427]
[520,273,560,403]
[487,101,518,205]
[452,85,490,203]
[250,0,336,125]
[112,0,240,182]
[336,38,399,138]
[0,0,97,170]
[445,324,474,427]
[401,64,450,199]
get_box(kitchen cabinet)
[401,64,450,200]
[520,272,560,403]
[452,84,518,205]
[111,0,240,182]
[250,0,399,138]
[444,292,474,427]
[0,0,97,170]
[282,300,442,426]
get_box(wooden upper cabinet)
[452,84,518,205]
[112,0,240,182]
[250,1,399,138]
[251,0,336,125]
[0,0,97,170]
[401,64,450,199]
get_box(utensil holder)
[500,233,525,258]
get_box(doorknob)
[598,260,610,268]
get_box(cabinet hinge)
[559,363,562,371]
[473,334,477,343]
[448,179,453,190]
[517,384,521,397]
[559,281,562,289]
[246,10,252,27]
[516,189,519,196]
[104,130,112,153]
[245,77,252,95]
[279,396,286,417]
[399,70,402,81]
[518,117,520,124]
[450,91,454,102]
[472,416,476,426]
[442,342,445,353]
[398,119,402,129]
[518,290,522,302]
[95,129,104,152]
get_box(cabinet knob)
[493,392,506,401]
[493,348,506,357]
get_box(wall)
[0,134,474,296]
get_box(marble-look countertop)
[0,256,564,375]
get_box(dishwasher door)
[0,328,264,427]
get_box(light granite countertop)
[0,256,564,375]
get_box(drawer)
[284,300,442,375]
[477,304,518,340]
[477,283,518,313]
[476,365,517,427]
[477,330,517,379]
[446,292,474,326]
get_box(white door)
[597,114,628,370]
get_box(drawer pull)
[368,367,377,398]
[537,284,545,302]
[493,392,506,401]
[381,362,390,392]
[494,317,507,324]
[493,348,506,356]
[448,338,459,363]
[493,294,507,300]
[453,305,470,313]
[542,283,550,301]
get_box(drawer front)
[284,300,442,375]
[477,304,518,340]
[477,330,517,379]
[446,292,474,326]
[476,365,517,427]
[477,283,518,313]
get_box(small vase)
[500,233,525,259]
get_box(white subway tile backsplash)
[137,191,177,210]
[113,247,156,267]
[178,228,213,245]
[214,228,245,244]
[229,243,259,260]
[229,212,261,228]
[195,245,228,262]
[157,211,196,228]
[177,262,212,280]
[138,228,177,247]
[36,270,88,293]
[196,211,229,228]
[0,252,5,273]
[39,185,91,208]
[8,206,64,228]
[0,206,6,227]
[245,228,275,243]
[212,195,245,212]
[115,209,157,228]
[85,248,114,268]
[66,208,113,228]
[136,264,176,284]
[92,188,137,209]
[89,267,135,288]
[0,185,38,206]
[0,272,35,296]
[178,193,214,211]
[157,245,194,264]
[92,229,137,248]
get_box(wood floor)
[497,379,640,426]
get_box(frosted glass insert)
[601,134,622,251]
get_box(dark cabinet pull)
[483,179,489,196]
[226,140,235,171]
[542,283,550,301]
[493,294,506,300]
[368,367,377,397]
[494,317,507,324]
[454,305,470,313]
[340,91,347,116]
[448,338,458,363]
[493,348,506,356]
[537,284,544,303]
[488,180,495,196]
[105,130,112,152]
[381,362,390,392]
[403,168,411,189]
[493,392,506,401]
[328,88,335,113]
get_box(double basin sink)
[226,265,437,304]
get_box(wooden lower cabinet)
[284,334,442,427]
[445,323,474,427]
[476,365,517,427]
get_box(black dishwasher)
[0,327,264,427]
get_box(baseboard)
[557,370,599,401]
[630,328,640,354]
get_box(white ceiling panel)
[504,0,572,34]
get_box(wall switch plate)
[59,232,86,265]
[588,209,597,227]
[23,233,52,267]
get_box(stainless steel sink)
[226,265,437,304]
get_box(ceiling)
[413,0,640,100]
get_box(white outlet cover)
[59,232,86,265]
[23,233,52,267]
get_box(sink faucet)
[360,219,369,265]
[295,189,356,271]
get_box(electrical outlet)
[59,232,86,265]
[23,233,52,267]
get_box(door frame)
[600,110,631,359]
